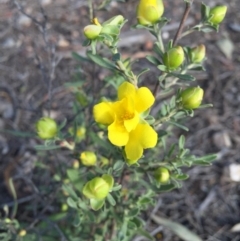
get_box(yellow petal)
[112,97,134,119]
[118,82,136,100]
[125,124,157,161]
[135,87,155,113]
[108,119,129,146]
[124,110,139,132]
[137,124,158,148]
[93,102,114,125]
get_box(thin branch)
[13,0,62,115]
[173,0,193,46]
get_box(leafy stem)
[154,24,165,53]
[154,108,178,128]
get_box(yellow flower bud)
[61,203,68,212]
[4,218,11,224]
[163,46,185,69]
[18,229,27,237]
[80,151,97,166]
[83,175,114,200]
[137,0,164,26]
[180,86,204,110]
[83,24,102,40]
[36,117,57,139]
[69,126,86,142]
[209,5,227,25]
[190,44,206,63]
[154,167,170,183]
[72,160,80,169]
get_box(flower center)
[121,112,134,120]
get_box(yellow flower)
[137,0,164,26]
[93,82,158,162]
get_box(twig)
[88,0,93,20]
[13,0,62,115]
[173,0,193,46]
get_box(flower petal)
[118,81,136,100]
[124,110,139,132]
[93,102,114,125]
[135,87,155,113]
[108,119,129,146]
[125,123,157,161]
[137,124,158,148]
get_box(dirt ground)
[0,0,240,240]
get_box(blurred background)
[0,0,240,240]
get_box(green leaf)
[34,145,61,151]
[201,2,210,20]
[178,135,185,150]
[167,144,176,157]
[112,184,122,191]
[195,154,217,162]
[87,52,116,70]
[145,115,155,125]
[49,212,68,221]
[0,129,35,137]
[131,217,143,228]
[82,39,91,46]
[67,197,77,209]
[200,25,218,33]
[90,199,105,211]
[151,215,202,241]
[128,208,139,218]
[127,221,137,230]
[171,73,195,81]
[72,52,90,62]
[136,228,154,241]
[107,193,116,206]
[138,197,152,206]
[157,65,168,72]
[113,160,125,172]
[62,184,78,200]
[194,160,212,166]
[112,53,121,62]
[89,131,114,151]
[137,68,150,79]
[66,169,79,183]
[146,55,161,65]
[73,214,81,227]
[168,121,189,131]
[173,174,189,180]
[154,183,176,192]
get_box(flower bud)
[103,15,124,26]
[163,46,185,69]
[137,0,164,26]
[209,5,227,25]
[61,203,68,212]
[18,230,27,237]
[72,160,80,169]
[83,24,102,40]
[180,86,204,110]
[154,167,170,183]
[190,44,206,63]
[80,151,97,166]
[36,117,57,139]
[69,126,86,142]
[83,175,114,200]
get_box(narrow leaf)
[151,215,202,241]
